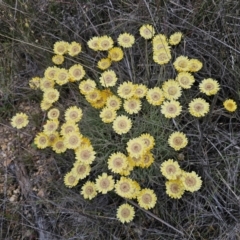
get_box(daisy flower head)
[95,173,115,194]
[176,72,195,89]
[47,131,60,146]
[87,36,100,51]
[64,132,83,150]
[34,132,49,149]
[53,41,69,55]
[173,56,190,72]
[181,171,202,192]
[168,131,188,151]
[117,33,135,48]
[161,100,182,118]
[47,108,60,120]
[75,145,96,164]
[139,24,155,39]
[108,47,124,62]
[166,179,185,199]
[69,64,85,82]
[99,70,118,87]
[64,171,79,188]
[153,49,172,65]
[117,81,136,99]
[68,41,82,56]
[126,137,146,158]
[106,95,122,110]
[97,58,111,70]
[189,98,210,117]
[199,78,220,96]
[123,98,142,115]
[133,84,148,98]
[223,99,237,112]
[112,115,132,135]
[146,87,165,106]
[40,78,55,92]
[116,203,135,223]
[72,162,91,180]
[11,112,29,129]
[140,152,155,168]
[98,35,114,51]
[85,89,102,104]
[115,177,136,198]
[52,137,67,154]
[40,100,53,111]
[160,159,181,180]
[43,119,59,135]
[152,34,168,44]
[162,79,182,100]
[79,79,96,95]
[100,107,117,123]
[65,106,83,123]
[189,59,203,72]
[169,32,183,45]
[137,188,157,210]
[108,152,128,174]
[91,92,108,109]
[81,181,97,200]
[60,121,79,136]
[139,133,155,151]
[152,36,169,52]
[29,76,41,90]
[44,66,58,80]
[55,68,69,85]
[52,55,64,65]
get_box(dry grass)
[0,0,240,239]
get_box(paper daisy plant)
[11,112,29,129]
[64,106,83,123]
[181,171,202,192]
[146,87,165,106]
[116,203,135,223]
[223,99,237,112]
[165,179,185,199]
[137,188,157,210]
[168,131,188,151]
[112,115,132,135]
[161,100,182,118]
[95,173,115,194]
[139,24,155,39]
[108,152,128,174]
[99,70,118,88]
[117,33,135,48]
[160,159,182,180]
[188,98,210,117]
[80,181,98,200]
[199,78,220,96]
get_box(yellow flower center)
[173,136,183,146]
[142,193,152,204]
[170,183,180,193]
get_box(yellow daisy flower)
[189,59,203,72]
[79,136,92,148]
[47,108,60,120]
[152,40,170,52]
[43,119,59,135]
[69,64,85,82]
[108,47,124,62]
[106,95,122,110]
[199,78,220,96]
[85,89,101,104]
[116,203,135,223]
[117,81,136,99]
[52,55,64,65]
[97,58,112,70]
[112,115,132,135]
[115,177,136,199]
[60,121,80,136]
[176,72,195,89]
[90,94,107,109]
[173,56,190,72]
[47,131,60,146]
[53,41,69,55]
[65,106,83,123]
[152,34,168,44]
[40,100,53,111]
[11,112,29,129]
[153,49,172,65]
[68,41,82,56]
[81,181,97,200]
[39,78,55,92]
[139,24,155,39]
[87,36,100,51]
[162,79,182,100]
[95,173,115,194]
[64,132,83,150]
[146,87,165,106]
[72,162,91,180]
[140,151,154,168]
[137,188,157,210]
[79,79,96,95]
[188,98,210,117]
[99,70,118,87]
[139,133,155,151]
[117,33,135,48]
[44,66,58,80]
[123,98,142,114]
[98,35,114,51]
[169,32,183,45]
[168,131,188,151]
[165,179,185,199]
[108,152,128,174]
[100,107,117,123]
[74,145,96,164]
[55,68,69,85]
[161,100,182,118]
[133,84,148,98]
[181,171,202,192]
[223,99,237,112]
[29,77,41,89]
[64,171,79,188]
[52,137,67,153]
[160,159,181,180]
[34,132,49,149]
[126,137,146,158]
